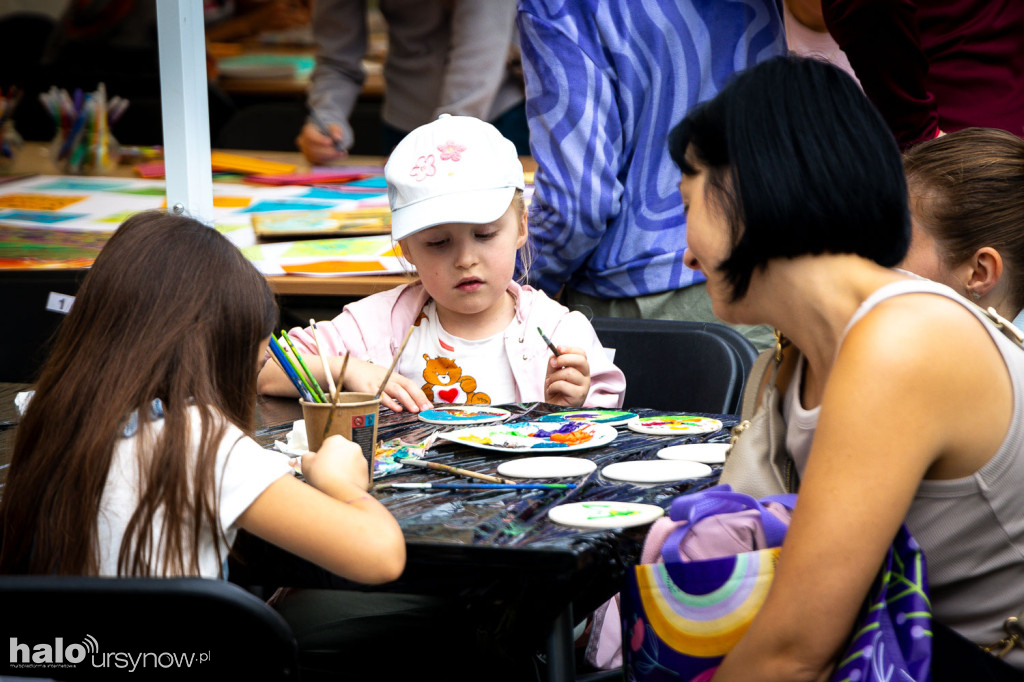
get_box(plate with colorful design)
[537,409,638,426]
[418,405,511,425]
[437,420,617,453]
[626,415,723,436]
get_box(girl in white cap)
[260,114,625,411]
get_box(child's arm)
[236,435,406,584]
[544,345,591,408]
[335,357,433,413]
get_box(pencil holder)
[50,129,120,176]
[40,84,127,175]
[300,393,381,479]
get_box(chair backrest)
[0,269,85,382]
[591,317,757,414]
[0,575,300,680]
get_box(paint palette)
[601,459,713,484]
[418,405,511,425]
[657,442,731,464]
[547,501,665,529]
[497,456,597,479]
[437,420,617,453]
[537,409,638,426]
[626,415,723,436]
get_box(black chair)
[591,317,757,414]
[0,575,300,680]
[0,269,86,383]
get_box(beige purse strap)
[739,331,786,420]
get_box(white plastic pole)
[156,0,214,225]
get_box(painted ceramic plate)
[497,456,597,479]
[548,501,665,529]
[418,405,511,425]
[437,420,617,453]
[626,415,723,436]
[657,442,731,464]
[601,459,713,484]
[537,409,638,426]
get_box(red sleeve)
[822,0,940,149]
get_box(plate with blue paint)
[437,420,617,453]
[537,409,638,426]
[418,405,511,425]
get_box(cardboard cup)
[300,393,381,475]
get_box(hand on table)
[301,434,369,492]
[341,357,432,413]
[544,346,591,407]
[296,121,347,165]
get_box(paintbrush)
[378,482,577,491]
[375,324,415,400]
[394,456,517,485]
[309,319,338,404]
[322,351,350,440]
[537,327,561,357]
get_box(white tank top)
[783,279,1024,665]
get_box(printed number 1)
[46,292,75,314]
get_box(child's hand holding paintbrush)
[538,327,591,408]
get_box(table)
[0,386,736,679]
[233,397,736,681]
[0,143,417,301]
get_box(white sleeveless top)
[783,279,1024,665]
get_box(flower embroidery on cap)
[437,140,466,162]
[410,154,436,181]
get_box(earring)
[968,289,982,302]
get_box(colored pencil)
[281,329,327,402]
[375,324,415,400]
[309,319,338,404]
[394,456,517,485]
[379,482,577,491]
[309,108,344,152]
[269,335,314,402]
[277,332,323,402]
[537,327,561,357]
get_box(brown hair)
[0,211,277,576]
[904,128,1024,313]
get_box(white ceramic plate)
[437,420,617,453]
[656,442,731,464]
[497,456,598,479]
[537,410,638,426]
[601,459,713,484]
[547,501,665,529]
[418,405,511,425]
[626,415,723,436]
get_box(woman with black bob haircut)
[674,56,1024,680]
[669,55,910,301]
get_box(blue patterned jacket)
[517,0,785,298]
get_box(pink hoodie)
[287,281,626,408]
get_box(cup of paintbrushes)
[300,393,380,479]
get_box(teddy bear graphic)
[421,354,490,404]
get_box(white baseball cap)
[384,114,525,241]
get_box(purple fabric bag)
[620,484,932,681]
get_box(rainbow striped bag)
[620,486,932,681]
